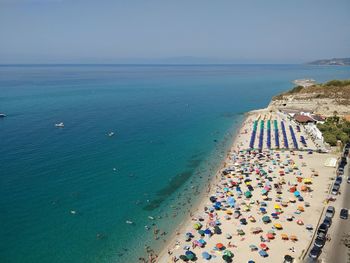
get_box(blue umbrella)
[199,239,206,245]
[227,197,236,207]
[294,191,300,197]
[204,229,212,235]
[202,252,211,260]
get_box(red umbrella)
[266,233,274,239]
[260,243,268,250]
[216,243,224,250]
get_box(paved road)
[304,155,350,263]
[322,156,350,263]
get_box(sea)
[0,64,349,263]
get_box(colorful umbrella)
[202,252,211,260]
[216,243,224,250]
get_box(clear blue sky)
[0,0,349,64]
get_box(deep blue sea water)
[0,64,349,263]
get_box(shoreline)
[154,113,250,261]
[156,107,337,263]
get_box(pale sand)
[156,109,336,263]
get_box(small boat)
[126,220,133,224]
[148,216,154,220]
[0,113,6,118]
[108,132,115,137]
[55,122,64,127]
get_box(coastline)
[155,113,249,261]
[156,110,258,262]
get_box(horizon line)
[0,62,309,67]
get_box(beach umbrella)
[204,229,212,236]
[226,210,233,215]
[290,235,298,241]
[185,234,192,241]
[214,225,222,234]
[225,233,232,239]
[245,191,252,198]
[193,223,202,230]
[294,191,300,197]
[266,233,274,239]
[281,233,288,240]
[303,178,312,184]
[262,216,270,223]
[224,250,234,257]
[227,197,236,207]
[237,229,245,235]
[198,230,205,236]
[185,251,195,260]
[199,239,206,245]
[249,244,258,251]
[271,213,279,219]
[193,240,202,247]
[259,243,268,250]
[202,252,211,260]
[297,206,304,212]
[240,218,247,225]
[296,219,304,225]
[274,223,283,229]
[179,255,189,261]
[216,243,224,250]
[186,232,193,238]
[209,196,217,203]
[274,204,281,210]
[222,255,232,262]
[248,261,255,263]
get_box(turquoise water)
[0,64,349,263]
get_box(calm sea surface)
[0,65,349,263]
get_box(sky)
[0,0,349,64]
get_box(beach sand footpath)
[156,109,336,263]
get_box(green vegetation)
[272,79,350,104]
[317,116,350,146]
[323,79,350,87]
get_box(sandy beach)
[156,108,337,263]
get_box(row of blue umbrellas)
[289,125,298,149]
[274,120,280,148]
[249,121,258,149]
[266,120,271,149]
[258,120,264,150]
[300,135,307,147]
[280,121,289,148]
